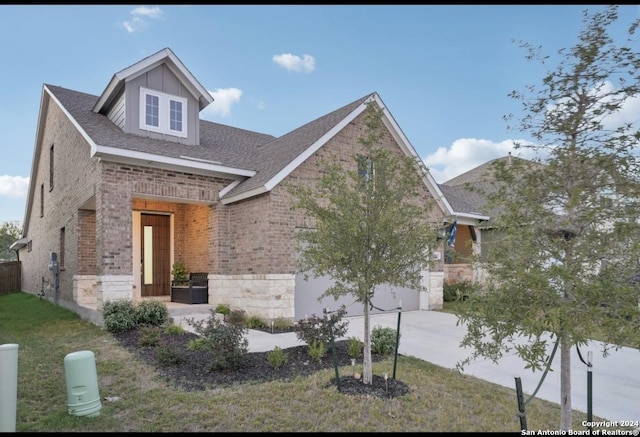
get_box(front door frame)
[132,210,175,301]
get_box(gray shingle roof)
[47,83,372,199]
[224,94,371,198]
[47,84,275,171]
[440,155,530,217]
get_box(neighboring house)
[12,47,450,325]
[438,153,530,284]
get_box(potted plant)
[171,261,189,286]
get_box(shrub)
[156,343,186,366]
[295,305,349,348]
[226,309,247,327]
[443,280,474,302]
[347,336,363,360]
[188,314,249,371]
[135,300,169,327]
[164,323,186,335]
[103,299,137,333]
[371,325,399,356]
[138,325,162,347]
[246,316,267,329]
[187,337,207,351]
[307,339,326,362]
[215,303,230,315]
[267,346,288,369]
[272,317,293,330]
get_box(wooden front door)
[141,213,170,297]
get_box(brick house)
[13,47,450,325]
[438,154,531,285]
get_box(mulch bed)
[113,328,410,398]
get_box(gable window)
[40,183,44,217]
[139,87,187,138]
[49,144,54,192]
[357,154,375,189]
[145,94,159,127]
[170,99,183,132]
[59,227,65,270]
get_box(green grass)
[0,291,624,432]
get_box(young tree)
[289,102,440,384]
[0,220,22,261]
[458,6,640,430]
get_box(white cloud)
[0,175,29,198]
[423,138,537,183]
[201,88,243,118]
[272,53,315,73]
[122,6,164,33]
[547,80,640,133]
[602,94,640,131]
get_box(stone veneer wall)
[73,275,97,306]
[427,271,444,310]
[96,275,135,310]
[208,274,296,321]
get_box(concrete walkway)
[173,308,640,423]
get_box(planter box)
[170,285,208,305]
[170,272,209,305]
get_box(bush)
[267,346,288,369]
[188,313,249,371]
[164,323,186,335]
[138,325,162,347]
[246,316,267,329]
[272,317,293,330]
[371,325,399,356]
[187,337,207,351]
[443,280,474,302]
[226,309,247,327]
[347,336,363,360]
[103,299,137,333]
[215,303,230,315]
[295,305,349,348]
[307,339,326,362]
[156,342,186,366]
[135,300,169,327]
[103,299,169,333]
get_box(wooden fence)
[0,261,21,295]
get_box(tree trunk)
[560,333,572,430]
[362,302,372,384]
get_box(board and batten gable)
[104,63,202,146]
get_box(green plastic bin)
[63,350,102,417]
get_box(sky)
[1,5,639,225]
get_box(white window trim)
[139,87,188,138]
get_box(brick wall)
[19,94,101,301]
[215,107,445,318]
[98,163,229,278]
[224,108,444,275]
